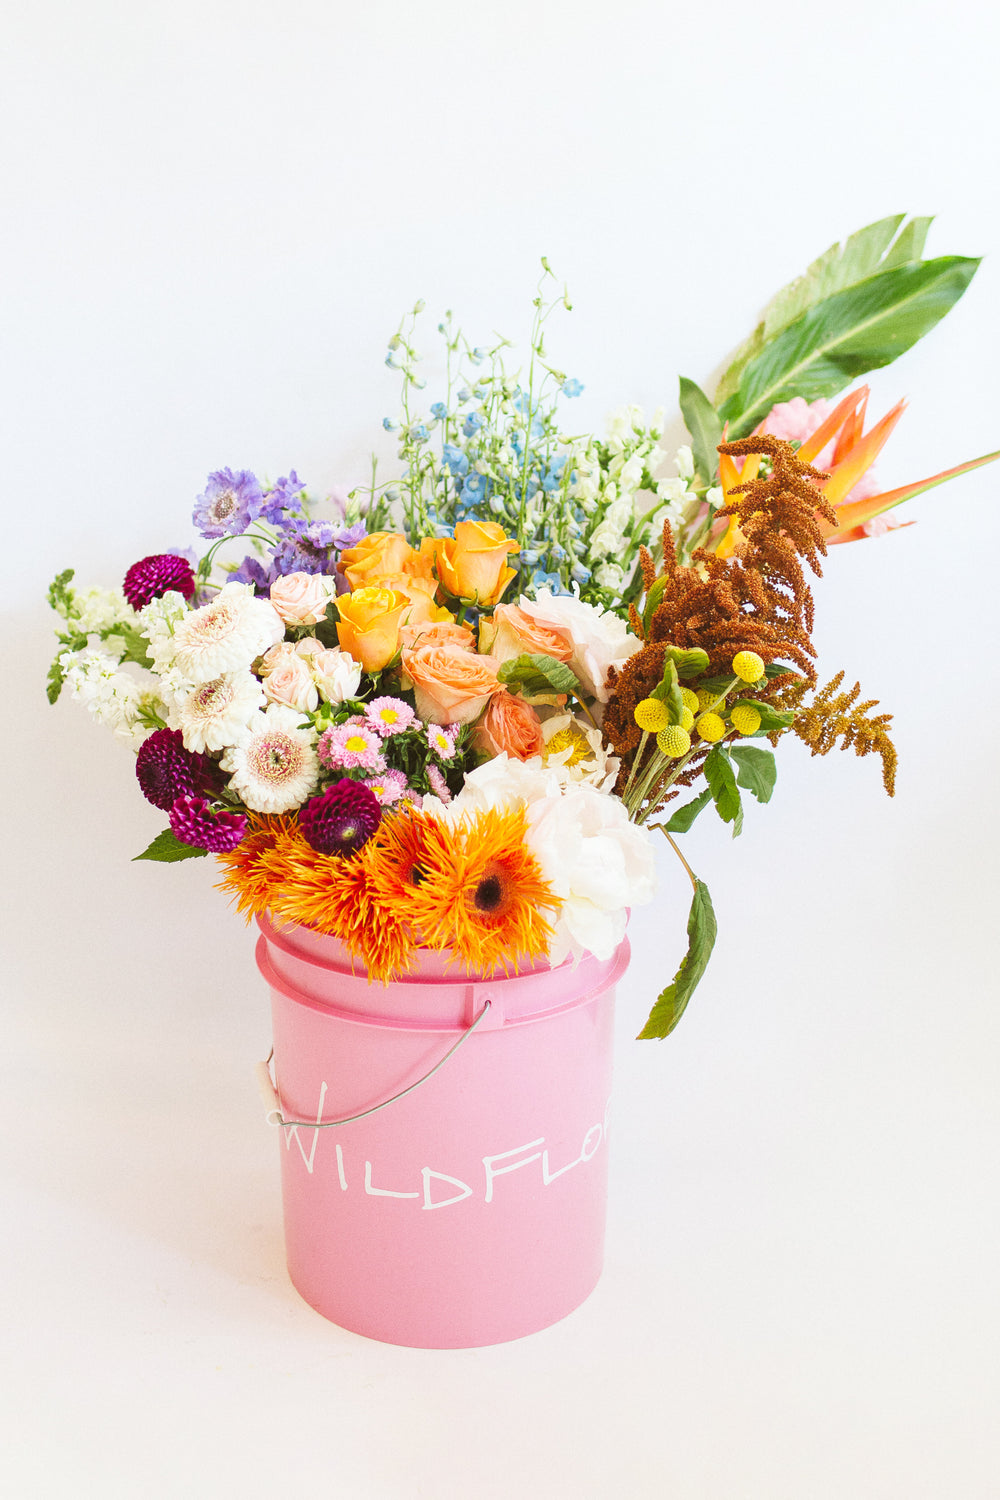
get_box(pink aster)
[426,764,452,803]
[317,723,386,772]
[426,721,459,760]
[365,696,419,737]
[364,767,409,806]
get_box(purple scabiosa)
[136,728,202,810]
[123,553,196,610]
[365,767,408,806]
[169,795,247,852]
[426,764,452,804]
[299,779,381,856]
[193,468,264,539]
[317,723,386,773]
[364,697,418,738]
[227,555,277,594]
[426,722,459,760]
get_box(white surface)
[4,3,1000,1496]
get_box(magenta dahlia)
[168,795,246,852]
[299,779,381,856]
[123,553,196,610]
[136,729,200,809]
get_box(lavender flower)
[193,469,264,539]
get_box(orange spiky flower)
[215,814,293,922]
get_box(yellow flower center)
[544,722,591,767]
[345,734,368,754]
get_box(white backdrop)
[4,3,1000,1497]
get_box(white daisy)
[221,704,318,814]
[176,670,266,754]
[169,583,284,684]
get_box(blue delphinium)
[562,378,584,398]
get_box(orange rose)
[478,603,575,666]
[472,689,545,761]
[432,521,519,606]
[398,619,477,653]
[335,586,411,673]
[401,643,500,724]
[378,573,455,629]
[339,532,420,591]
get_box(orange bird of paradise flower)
[715,384,998,555]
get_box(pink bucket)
[255,914,629,1348]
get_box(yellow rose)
[377,573,455,629]
[335,586,411,673]
[432,521,519,607]
[339,532,420,591]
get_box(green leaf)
[641,575,669,636]
[715,214,912,406]
[718,256,980,437]
[132,830,209,863]
[103,625,153,670]
[678,376,724,486]
[637,878,717,1039]
[47,568,76,617]
[662,787,712,833]
[649,657,684,724]
[731,699,795,732]
[497,653,582,701]
[882,215,934,269]
[704,746,742,830]
[664,645,710,680]
[46,657,66,704]
[729,745,777,803]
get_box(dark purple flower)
[193,468,264,539]
[299,779,381,856]
[123,553,196,610]
[227,555,277,594]
[169,795,247,852]
[136,729,200,809]
[260,471,306,525]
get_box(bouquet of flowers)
[47,216,996,1036]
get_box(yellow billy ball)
[696,711,726,743]
[657,725,691,758]
[679,706,695,731]
[696,689,718,711]
[730,704,762,735]
[680,686,699,713]
[633,697,670,733]
[732,650,765,683]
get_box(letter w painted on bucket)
[281,1083,327,1174]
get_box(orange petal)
[820,399,908,506]
[796,387,869,464]
[818,449,1000,539]
[832,388,869,463]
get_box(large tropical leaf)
[715,214,928,407]
[717,255,979,438]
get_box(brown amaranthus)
[603,438,833,785]
[777,670,897,795]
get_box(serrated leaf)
[637,878,717,1039]
[729,745,777,804]
[704,746,742,832]
[678,375,724,486]
[497,653,582,700]
[718,256,980,437]
[662,787,712,833]
[132,830,208,863]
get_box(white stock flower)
[675,445,695,481]
[221,703,318,813]
[176,670,266,753]
[61,648,157,749]
[168,583,284,684]
[594,562,626,592]
[74,586,137,635]
[519,589,640,702]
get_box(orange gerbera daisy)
[215,814,292,921]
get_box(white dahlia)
[169,583,284,684]
[221,704,319,814]
[176,670,266,753]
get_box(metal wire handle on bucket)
[255,998,492,1130]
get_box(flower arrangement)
[47,215,997,1036]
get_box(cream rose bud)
[261,651,319,712]
[268,571,337,627]
[310,648,363,705]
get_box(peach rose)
[397,619,477,653]
[378,573,454,629]
[335,586,411,673]
[339,531,420,591]
[268,571,337,627]
[401,643,500,724]
[432,521,519,606]
[471,689,545,761]
[478,602,575,666]
[260,651,319,712]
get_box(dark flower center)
[474,874,503,912]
